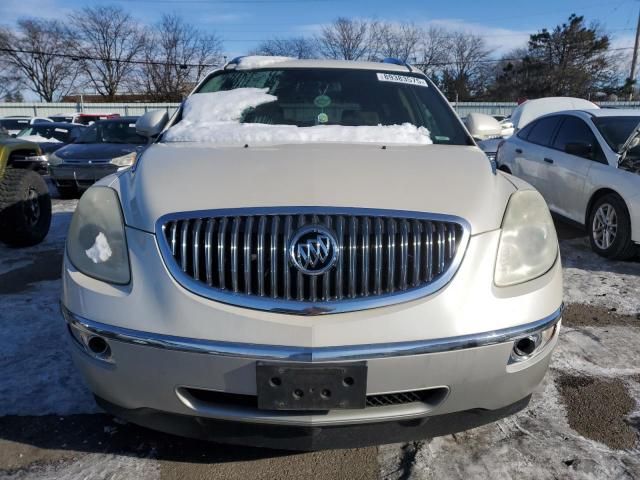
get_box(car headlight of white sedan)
[66,186,130,284]
[494,189,559,287]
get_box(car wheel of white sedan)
[588,194,637,260]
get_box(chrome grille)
[157,208,469,314]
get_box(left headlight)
[494,189,558,287]
[110,152,137,167]
[66,186,130,284]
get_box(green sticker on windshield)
[314,95,331,108]
[317,113,329,124]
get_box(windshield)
[165,68,470,146]
[0,119,30,131]
[17,125,71,142]
[76,121,146,145]
[592,116,640,152]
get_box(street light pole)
[629,6,640,100]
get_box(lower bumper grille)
[184,387,449,410]
[157,207,469,314]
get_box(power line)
[0,47,219,68]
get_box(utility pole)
[630,6,640,100]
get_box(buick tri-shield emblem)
[289,225,339,275]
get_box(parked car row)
[0,113,121,138]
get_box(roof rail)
[380,58,412,71]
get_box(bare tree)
[141,14,223,101]
[414,27,450,78]
[372,22,423,62]
[251,37,317,59]
[440,32,492,100]
[0,20,79,101]
[317,18,371,61]
[69,5,146,100]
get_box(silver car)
[497,109,640,260]
[62,57,562,450]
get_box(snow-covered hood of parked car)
[114,143,517,234]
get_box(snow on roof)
[227,56,413,73]
[163,88,432,146]
[232,55,295,70]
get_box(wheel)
[588,193,637,260]
[0,168,52,247]
[56,185,79,199]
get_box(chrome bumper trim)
[62,304,562,362]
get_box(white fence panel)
[0,102,180,117]
[1,101,639,119]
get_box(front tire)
[0,168,52,247]
[588,193,636,260]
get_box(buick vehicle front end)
[61,57,562,450]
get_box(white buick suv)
[61,57,563,450]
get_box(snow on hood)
[163,89,433,146]
[19,134,62,143]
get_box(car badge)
[289,225,339,275]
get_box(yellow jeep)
[0,137,51,246]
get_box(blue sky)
[1,0,637,60]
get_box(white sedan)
[497,109,640,259]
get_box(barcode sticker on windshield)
[376,73,428,87]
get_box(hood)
[618,120,640,160]
[39,142,66,154]
[116,143,516,234]
[55,142,144,161]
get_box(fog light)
[510,323,558,363]
[513,335,539,357]
[87,336,111,357]
[67,321,114,363]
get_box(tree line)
[0,6,223,102]
[0,9,631,103]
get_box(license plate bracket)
[256,362,367,410]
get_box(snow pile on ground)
[18,134,62,143]
[234,55,293,69]
[164,89,433,146]
[561,236,640,315]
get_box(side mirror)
[464,113,502,140]
[565,142,593,157]
[136,110,169,138]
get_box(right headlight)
[494,189,558,287]
[66,186,130,284]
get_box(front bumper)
[63,305,560,448]
[49,163,118,189]
[95,394,532,451]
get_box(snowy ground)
[0,197,638,479]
